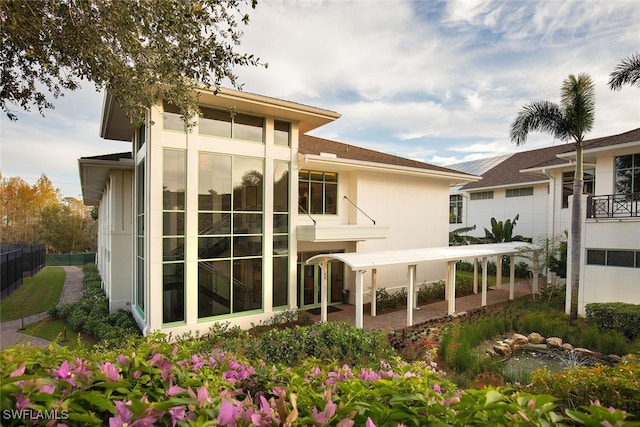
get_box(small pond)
[501,348,600,381]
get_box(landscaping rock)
[527,332,546,344]
[562,343,574,351]
[546,337,563,349]
[494,343,512,357]
[512,333,529,346]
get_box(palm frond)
[561,73,595,142]
[509,100,566,145]
[608,52,640,91]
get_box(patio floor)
[306,280,535,332]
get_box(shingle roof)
[299,134,468,176]
[461,127,640,191]
[80,152,133,162]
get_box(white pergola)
[306,242,541,329]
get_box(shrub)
[375,287,407,312]
[417,281,445,304]
[529,353,640,415]
[586,302,640,340]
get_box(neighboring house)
[79,87,476,336]
[447,128,640,315]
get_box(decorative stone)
[528,332,546,344]
[512,333,529,346]
[504,338,515,349]
[605,354,623,363]
[494,344,512,357]
[546,337,563,348]
[562,343,574,351]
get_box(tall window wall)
[162,150,186,323]
[198,154,264,318]
[273,160,290,307]
[615,154,640,195]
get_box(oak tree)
[1,0,263,125]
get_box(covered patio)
[306,242,541,329]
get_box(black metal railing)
[587,192,640,219]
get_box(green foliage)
[417,281,445,304]
[0,331,633,426]
[483,214,529,243]
[586,302,640,340]
[240,321,395,368]
[1,0,263,125]
[375,287,408,312]
[50,266,140,343]
[529,353,640,416]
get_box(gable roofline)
[299,134,479,183]
[78,152,134,206]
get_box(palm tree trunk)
[569,144,584,320]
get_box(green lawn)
[457,270,516,287]
[0,266,66,321]
[23,318,95,350]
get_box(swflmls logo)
[2,409,69,421]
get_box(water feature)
[501,348,601,383]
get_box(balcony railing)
[587,192,640,219]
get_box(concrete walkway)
[0,266,84,351]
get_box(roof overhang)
[78,155,135,206]
[100,92,135,141]
[301,153,479,184]
[461,180,550,193]
[307,242,540,271]
[556,140,640,163]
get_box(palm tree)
[608,52,640,90]
[510,73,595,321]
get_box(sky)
[1,0,639,198]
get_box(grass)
[0,267,65,321]
[457,270,514,287]
[23,319,95,350]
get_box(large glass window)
[562,168,595,209]
[274,120,291,146]
[615,153,640,195]
[163,103,185,132]
[198,153,264,318]
[135,161,145,313]
[449,195,463,224]
[273,161,290,307]
[298,170,338,215]
[162,150,186,323]
[199,107,264,142]
[587,249,640,268]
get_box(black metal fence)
[0,243,46,300]
[45,253,96,266]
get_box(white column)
[371,268,377,317]
[509,254,515,300]
[444,262,451,301]
[447,261,456,315]
[320,260,328,322]
[407,265,416,327]
[473,258,478,294]
[355,270,365,328]
[496,255,503,288]
[481,256,488,307]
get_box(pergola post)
[481,256,488,306]
[532,251,540,294]
[371,268,377,317]
[447,261,456,315]
[407,264,416,327]
[320,260,328,322]
[444,262,451,301]
[473,258,479,294]
[509,254,515,300]
[355,270,365,328]
[496,255,503,288]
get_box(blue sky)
[1,0,639,197]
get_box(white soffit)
[306,242,540,271]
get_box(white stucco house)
[79,87,477,335]
[447,128,640,315]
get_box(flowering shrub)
[1,333,634,426]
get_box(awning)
[306,242,541,328]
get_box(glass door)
[297,252,344,309]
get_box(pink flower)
[10,365,25,377]
[110,400,132,427]
[217,399,238,426]
[39,383,55,394]
[365,417,376,427]
[432,384,442,394]
[188,386,210,407]
[99,362,120,382]
[166,380,185,396]
[169,406,186,427]
[311,399,337,425]
[336,419,355,427]
[14,393,31,411]
[117,354,130,366]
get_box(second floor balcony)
[587,192,640,219]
